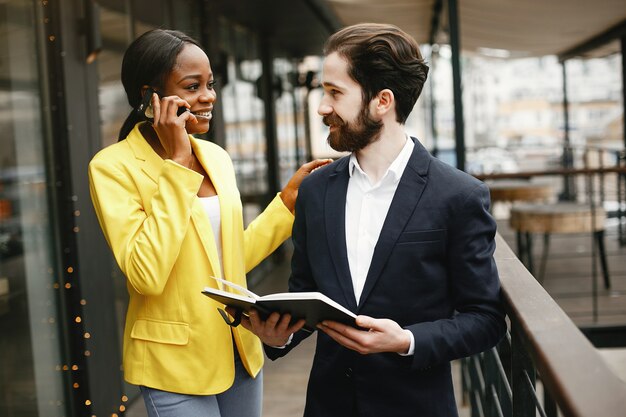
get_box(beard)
[323,104,383,152]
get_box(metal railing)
[462,235,626,417]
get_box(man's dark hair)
[324,23,429,124]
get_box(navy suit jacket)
[265,138,506,417]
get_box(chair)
[509,202,610,288]
[487,180,553,205]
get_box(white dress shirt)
[345,137,415,355]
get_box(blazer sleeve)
[406,183,506,370]
[242,193,294,273]
[89,157,203,296]
[264,184,317,360]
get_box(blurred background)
[0,1,625,416]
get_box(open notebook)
[202,276,357,332]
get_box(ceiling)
[323,0,626,59]
[94,0,626,60]
[214,0,342,58]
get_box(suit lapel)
[325,158,358,311]
[357,139,430,309]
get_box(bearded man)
[241,23,506,417]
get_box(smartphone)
[136,87,188,122]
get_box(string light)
[34,3,93,416]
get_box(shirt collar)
[348,135,414,184]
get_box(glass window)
[170,0,201,40]
[220,20,268,205]
[274,58,303,186]
[97,1,132,148]
[133,0,167,37]
[95,1,136,404]
[0,0,64,415]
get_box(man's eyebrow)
[322,81,344,90]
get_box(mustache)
[322,113,344,127]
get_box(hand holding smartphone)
[136,87,188,123]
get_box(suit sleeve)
[89,158,202,296]
[406,183,506,370]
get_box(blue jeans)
[140,352,262,417]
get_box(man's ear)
[374,89,394,116]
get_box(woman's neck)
[139,123,167,159]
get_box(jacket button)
[345,367,353,378]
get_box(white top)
[199,196,222,272]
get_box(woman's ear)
[140,85,150,98]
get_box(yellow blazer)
[88,123,294,395]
